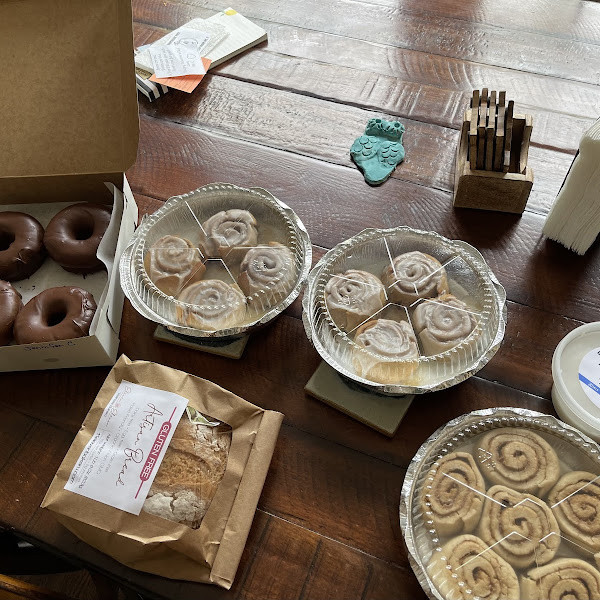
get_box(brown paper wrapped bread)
[143,416,231,529]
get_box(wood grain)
[162,0,600,85]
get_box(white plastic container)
[552,322,600,442]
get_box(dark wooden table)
[3,1,600,598]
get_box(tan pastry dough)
[324,269,386,332]
[381,251,448,304]
[475,428,560,496]
[548,471,600,555]
[144,235,205,296]
[520,558,600,600]
[238,242,295,303]
[427,534,519,600]
[478,485,560,569]
[200,209,258,257]
[353,319,419,384]
[412,293,477,355]
[422,451,485,537]
[177,280,246,331]
[143,418,231,529]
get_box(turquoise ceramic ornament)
[350,118,405,185]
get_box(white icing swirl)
[238,242,295,300]
[200,210,258,257]
[381,251,448,304]
[177,280,246,331]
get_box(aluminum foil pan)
[120,183,312,338]
[302,227,506,395]
[400,407,600,600]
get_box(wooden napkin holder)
[454,108,533,214]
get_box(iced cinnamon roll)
[353,319,419,384]
[521,559,600,600]
[200,209,258,257]
[144,235,206,297]
[548,472,600,555]
[176,280,246,331]
[413,294,477,355]
[422,451,485,537]
[324,270,386,332]
[427,535,519,600]
[478,485,560,569]
[238,243,295,303]
[475,428,560,496]
[381,251,448,304]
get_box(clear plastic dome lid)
[400,408,600,600]
[302,227,506,394]
[120,184,312,338]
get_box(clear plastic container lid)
[120,184,312,338]
[400,408,600,600]
[302,227,506,394]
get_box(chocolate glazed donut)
[0,280,22,345]
[0,212,45,281]
[13,287,96,344]
[44,203,112,273]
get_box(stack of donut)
[0,203,111,345]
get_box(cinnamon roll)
[144,235,206,297]
[176,280,246,331]
[324,270,386,332]
[413,294,478,355]
[521,559,600,600]
[381,251,448,305]
[200,209,258,257]
[238,242,295,303]
[427,534,519,600]
[422,451,485,537]
[353,319,419,384]
[478,485,560,569]
[548,471,600,555]
[475,428,560,496]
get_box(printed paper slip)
[148,28,211,78]
[150,57,212,93]
[64,381,188,515]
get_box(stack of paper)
[135,9,267,97]
[543,118,600,255]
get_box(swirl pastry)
[478,485,560,569]
[353,319,419,384]
[475,428,560,496]
[520,559,600,600]
[144,235,206,296]
[427,534,519,600]
[422,451,485,537]
[238,243,295,303]
[413,294,477,355]
[548,471,600,555]
[177,280,246,331]
[381,251,448,304]
[324,270,386,332]
[200,210,258,257]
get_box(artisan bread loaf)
[143,417,231,529]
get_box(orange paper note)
[149,57,211,93]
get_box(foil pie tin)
[120,183,312,338]
[302,227,507,395]
[400,407,600,600]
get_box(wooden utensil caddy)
[454,94,533,214]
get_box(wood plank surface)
[1,0,600,599]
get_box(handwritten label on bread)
[64,381,188,515]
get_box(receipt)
[148,28,211,78]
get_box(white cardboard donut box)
[0,0,140,371]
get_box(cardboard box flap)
[0,0,139,181]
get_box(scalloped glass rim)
[302,226,507,394]
[399,407,600,600]
[120,183,312,338]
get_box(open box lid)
[0,0,139,202]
